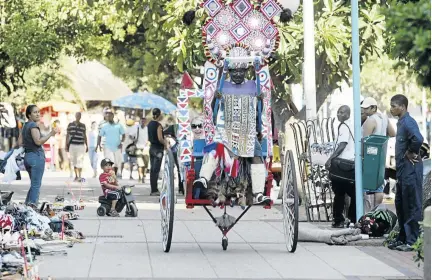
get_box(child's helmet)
[100,158,114,169]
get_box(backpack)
[357,208,397,237]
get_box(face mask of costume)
[229,68,247,84]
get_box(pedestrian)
[388,94,423,252]
[66,112,88,182]
[18,105,59,206]
[361,97,396,211]
[325,105,356,227]
[96,111,125,177]
[147,108,166,196]
[53,120,68,171]
[121,119,138,179]
[135,117,149,183]
[98,107,110,150]
[88,121,99,178]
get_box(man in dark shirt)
[66,112,88,182]
[147,108,166,195]
[164,120,184,195]
[388,94,424,252]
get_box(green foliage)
[412,232,424,266]
[361,55,430,110]
[0,0,108,103]
[384,0,431,88]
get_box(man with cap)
[361,97,396,210]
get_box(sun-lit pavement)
[2,172,423,279]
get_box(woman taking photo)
[148,108,166,196]
[18,105,59,206]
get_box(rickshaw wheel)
[282,150,299,253]
[160,149,175,253]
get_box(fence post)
[425,206,431,280]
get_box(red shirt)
[99,172,118,195]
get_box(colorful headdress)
[184,0,300,68]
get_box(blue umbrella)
[112,92,176,114]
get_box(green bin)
[362,135,389,191]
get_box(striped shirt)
[67,122,86,145]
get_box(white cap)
[361,97,378,108]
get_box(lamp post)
[302,0,317,120]
[350,0,363,219]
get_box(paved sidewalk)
[36,205,423,280]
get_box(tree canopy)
[384,0,431,88]
[2,0,426,128]
[361,55,430,110]
[0,0,109,102]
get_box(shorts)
[136,149,149,168]
[69,144,85,168]
[103,149,122,168]
[106,190,121,200]
[123,152,137,164]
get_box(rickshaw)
[159,0,300,253]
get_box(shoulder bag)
[328,123,355,184]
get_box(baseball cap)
[100,158,114,168]
[361,97,378,108]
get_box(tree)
[0,0,109,102]
[384,0,431,88]
[361,55,430,110]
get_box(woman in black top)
[148,108,166,195]
[18,105,59,206]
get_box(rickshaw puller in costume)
[193,58,271,206]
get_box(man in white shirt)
[325,105,356,228]
[135,117,149,183]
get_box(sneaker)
[193,178,208,189]
[150,191,160,196]
[253,193,271,205]
[109,210,120,217]
[388,240,404,250]
[396,244,414,252]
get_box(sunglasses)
[191,124,202,129]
